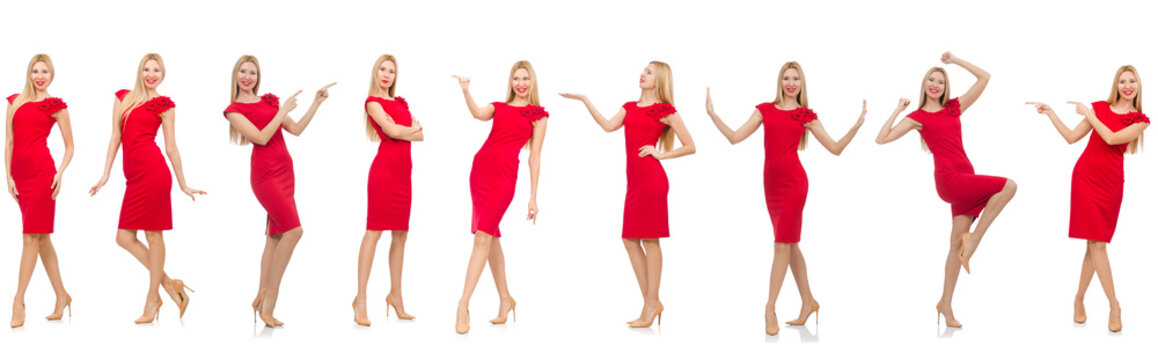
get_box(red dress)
[224,94,300,235]
[1069,101,1150,243]
[907,98,1007,218]
[469,102,547,237]
[757,103,817,243]
[622,101,676,239]
[7,94,65,234]
[365,96,412,231]
[115,90,175,231]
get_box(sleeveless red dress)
[1069,101,1149,243]
[907,98,1007,218]
[365,96,413,231]
[7,94,65,234]
[469,102,547,237]
[115,90,175,231]
[224,94,300,235]
[757,103,817,243]
[621,101,676,239]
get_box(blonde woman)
[560,61,696,328]
[875,52,1016,328]
[6,54,74,327]
[353,54,423,326]
[222,55,334,327]
[90,53,204,324]
[451,60,548,334]
[705,61,865,335]
[1027,65,1148,332]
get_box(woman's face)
[925,71,946,101]
[639,64,657,90]
[1118,71,1139,102]
[781,67,801,99]
[378,60,396,92]
[30,61,51,91]
[142,59,163,90]
[237,61,258,93]
[511,68,531,98]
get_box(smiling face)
[1118,71,1138,102]
[781,67,801,100]
[237,61,258,93]
[30,61,51,91]
[142,59,163,90]
[639,64,657,90]
[511,68,532,99]
[925,70,946,102]
[378,60,396,92]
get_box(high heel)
[1108,304,1122,332]
[386,295,415,320]
[626,301,663,324]
[10,302,24,328]
[936,301,962,328]
[786,301,820,326]
[455,308,470,334]
[172,279,194,319]
[352,298,371,326]
[490,298,516,324]
[959,233,971,274]
[1074,298,1087,324]
[45,293,72,320]
[765,306,779,336]
[134,297,163,324]
[254,289,279,328]
[629,303,663,328]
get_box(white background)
[2,0,1156,358]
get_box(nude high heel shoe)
[352,298,371,326]
[959,233,972,274]
[490,298,516,324]
[134,298,163,324]
[629,303,663,328]
[172,280,194,319]
[45,293,72,320]
[936,301,962,328]
[386,295,415,320]
[786,301,819,326]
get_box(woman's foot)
[455,304,470,334]
[765,305,779,335]
[352,296,370,326]
[134,296,162,324]
[1073,297,1087,324]
[786,299,820,326]
[629,301,662,327]
[1108,302,1122,332]
[490,297,516,324]
[45,292,71,320]
[936,301,962,328]
[10,301,25,328]
[386,293,414,320]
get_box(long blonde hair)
[505,60,540,106]
[229,55,261,145]
[1109,65,1143,154]
[115,53,166,127]
[917,67,951,152]
[774,61,810,150]
[648,61,676,152]
[365,54,398,141]
[9,54,55,118]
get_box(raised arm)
[282,82,335,136]
[1026,102,1090,144]
[227,91,297,146]
[367,101,423,142]
[526,117,548,224]
[705,87,762,144]
[160,109,205,201]
[453,75,495,121]
[5,104,15,200]
[50,109,75,199]
[875,98,921,145]
[805,100,866,155]
[89,99,126,196]
[559,93,625,132]
[943,52,990,111]
[1069,101,1148,145]
[640,113,696,160]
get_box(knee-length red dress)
[115,90,175,231]
[366,96,412,231]
[1069,101,1149,243]
[224,94,300,235]
[757,103,817,243]
[469,102,547,238]
[7,94,66,234]
[907,98,1007,218]
[622,101,676,239]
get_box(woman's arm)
[705,87,762,144]
[282,83,335,136]
[160,109,206,201]
[89,99,126,196]
[227,91,297,146]
[640,113,696,160]
[943,52,990,112]
[805,100,867,155]
[526,117,548,224]
[1069,101,1148,145]
[50,109,75,199]
[5,103,15,200]
[559,93,625,132]
[875,98,921,144]
[453,75,495,121]
[1026,102,1090,144]
[367,102,423,141]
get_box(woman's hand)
[452,75,471,90]
[181,185,207,201]
[88,175,109,197]
[1067,101,1094,118]
[638,145,663,160]
[526,199,539,225]
[7,177,17,200]
[314,82,336,104]
[897,98,911,110]
[50,173,62,200]
[1025,101,1053,114]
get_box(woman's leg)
[386,230,412,317]
[632,238,663,326]
[787,244,819,324]
[1074,246,1094,323]
[36,235,69,317]
[1087,240,1121,331]
[963,179,1017,261]
[135,231,165,322]
[260,227,303,319]
[456,231,494,332]
[622,238,647,323]
[766,242,792,332]
[487,237,514,322]
[939,215,975,324]
[11,233,41,326]
[354,230,383,323]
[116,229,178,302]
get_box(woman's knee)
[1003,179,1018,196]
[473,232,493,248]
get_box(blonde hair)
[115,53,166,127]
[229,55,261,145]
[365,54,399,141]
[9,54,55,118]
[917,67,951,152]
[1109,65,1143,154]
[648,61,676,152]
[774,61,810,150]
[505,60,540,106]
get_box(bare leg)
[1074,246,1094,323]
[631,238,662,326]
[1087,241,1121,331]
[487,237,514,322]
[765,242,791,333]
[456,231,494,332]
[354,230,383,323]
[255,235,277,307]
[116,229,178,302]
[11,234,41,327]
[963,180,1017,261]
[787,244,819,323]
[939,215,974,325]
[135,231,165,322]
[37,235,69,313]
[260,227,303,319]
[622,238,647,323]
[386,231,412,317]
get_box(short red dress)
[115,90,175,231]
[7,94,65,234]
[365,96,413,231]
[621,101,676,239]
[224,94,300,235]
[757,103,817,243]
[1069,101,1149,243]
[907,98,1007,218]
[469,102,547,237]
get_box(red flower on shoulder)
[643,103,676,120]
[1122,112,1150,126]
[262,93,280,107]
[944,98,961,117]
[38,97,67,114]
[520,105,549,121]
[395,96,408,109]
[145,96,175,115]
[791,108,817,124]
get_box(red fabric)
[224,94,300,235]
[756,103,816,243]
[365,96,413,231]
[469,102,547,237]
[1069,101,1150,243]
[9,94,65,233]
[907,98,1007,217]
[621,101,674,239]
[115,90,175,230]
